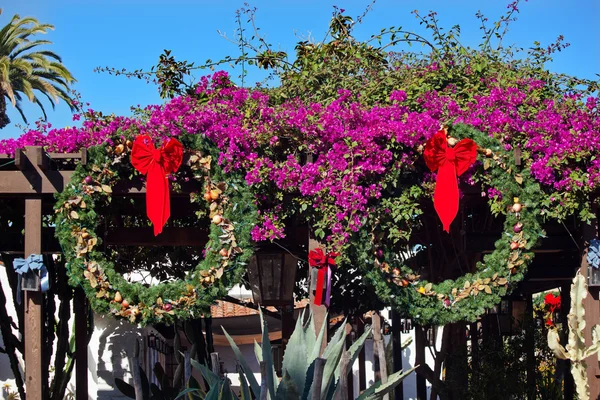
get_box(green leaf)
[175,388,204,400]
[238,371,252,400]
[150,383,163,398]
[221,328,261,397]
[140,367,151,400]
[219,379,235,400]
[318,322,348,398]
[187,376,205,399]
[190,358,219,388]
[114,378,136,399]
[275,370,301,400]
[281,309,309,395]
[356,367,417,400]
[322,318,347,360]
[259,308,278,398]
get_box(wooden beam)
[467,233,578,252]
[14,149,25,170]
[74,288,88,400]
[104,227,208,246]
[0,170,74,194]
[24,197,43,400]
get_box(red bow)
[131,135,184,236]
[309,248,339,307]
[424,130,477,232]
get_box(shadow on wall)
[90,314,143,399]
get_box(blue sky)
[2,0,598,140]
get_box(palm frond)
[0,11,74,124]
[11,39,53,58]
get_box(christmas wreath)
[363,124,545,325]
[54,134,257,325]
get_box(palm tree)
[0,9,76,129]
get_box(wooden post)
[525,293,536,400]
[345,334,354,400]
[579,204,600,397]
[184,350,192,387]
[309,236,327,354]
[391,310,404,400]
[131,340,144,400]
[74,288,88,400]
[334,347,350,400]
[281,304,295,356]
[210,352,221,377]
[560,282,574,399]
[356,317,367,392]
[470,322,479,377]
[414,325,427,400]
[372,313,388,400]
[24,197,43,400]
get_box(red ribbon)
[309,248,339,306]
[424,130,477,232]
[131,135,184,236]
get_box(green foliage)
[53,134,258,325]
[182,309,414,400]
[362,124,546,325]
[0,8,76,127]
[462,316,559,400]
[548,273,600,400]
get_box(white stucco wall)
[0,263,21,396]
[1,268,436,399]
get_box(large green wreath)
[54,134,257,325]
[361,124,545,325]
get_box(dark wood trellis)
[0,146,216,400]
[0,145,596,399]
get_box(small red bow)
[131,135,184,236]
[424,130,477,232]
[309,248,339,307]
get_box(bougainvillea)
[1,61,598,324]
[356,124,546,324]
[2,71,598,242]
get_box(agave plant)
[178,309,415,400]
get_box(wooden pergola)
[0,145,597,399]
[0,145,320,400]
[0,146,221,400]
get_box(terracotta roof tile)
[211,298,309,318]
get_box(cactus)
[183,309,415,400]
[547,272,600,400]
